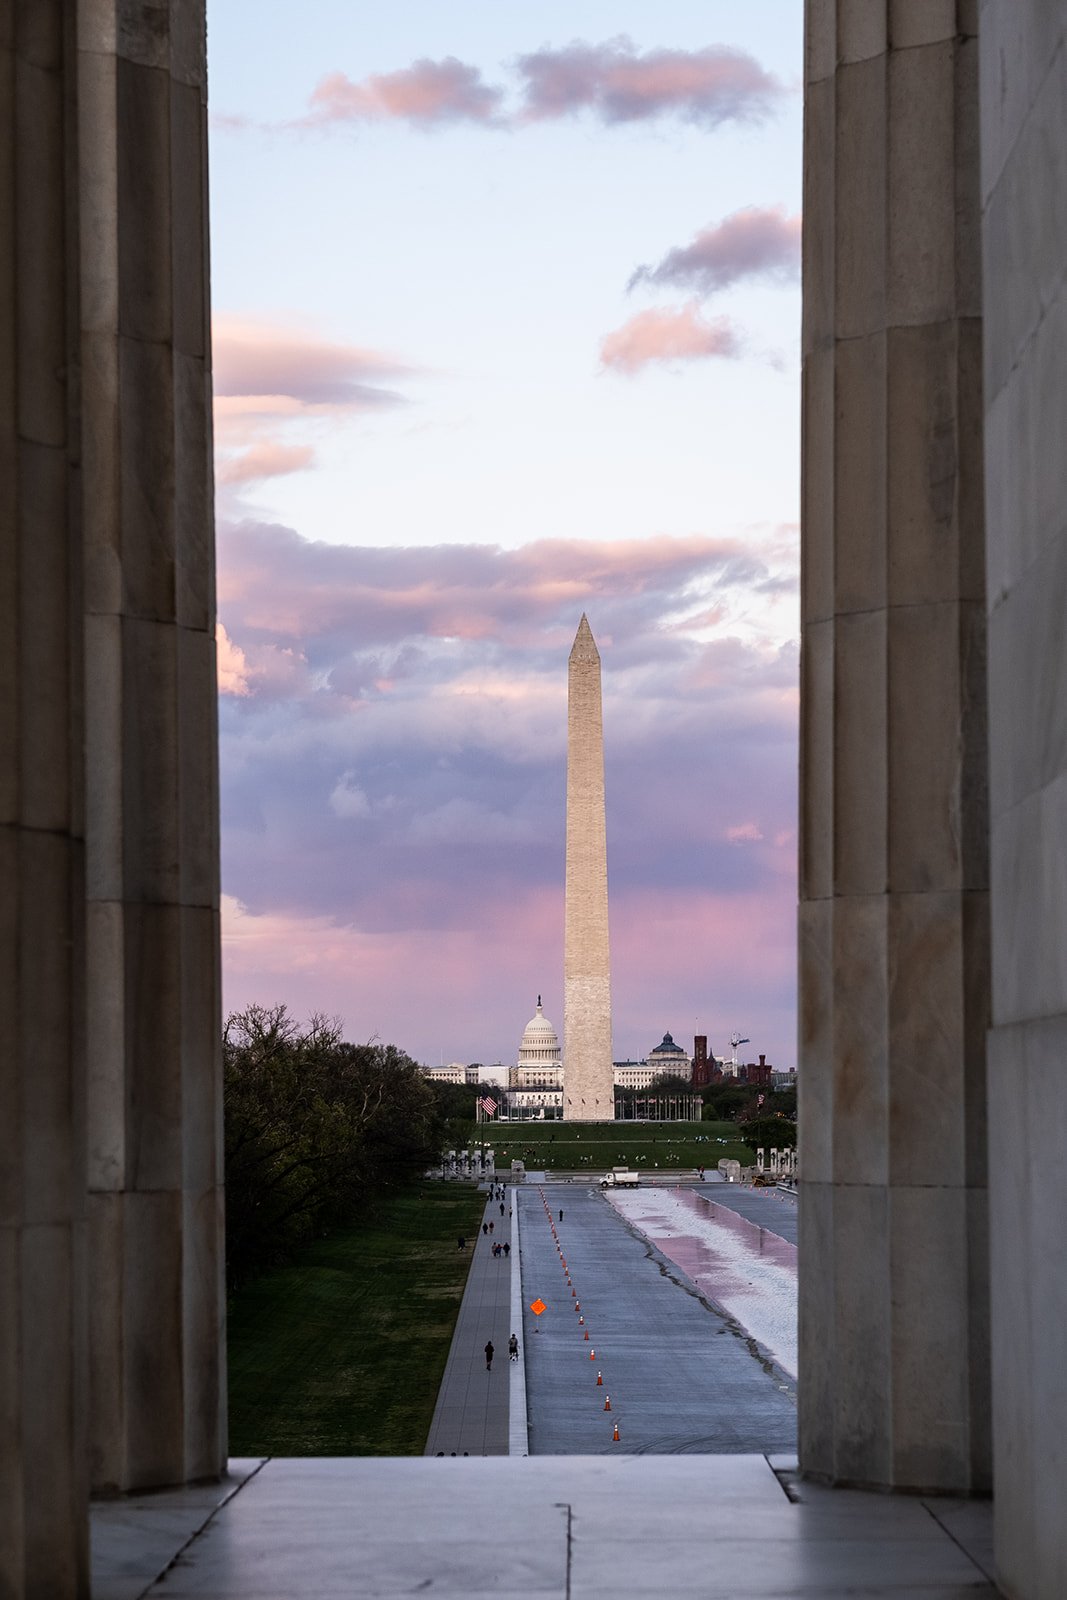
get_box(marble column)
[798,0,991,1491]
[563,616,614,1121]
[979,2,1067,1592]
[0,9,90,1595]
[78,3,226,1494]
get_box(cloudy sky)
[209,1,802,1072]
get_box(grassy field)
[457,1119,753,1173]
[227,1185,486,1456]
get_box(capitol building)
[500,1001,696,1119]
[505,998,565,1118]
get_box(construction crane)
[729,1032,750,1076]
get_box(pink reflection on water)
[608,1187,797,1377]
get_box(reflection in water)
[607,1187,798,1378]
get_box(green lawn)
[459,1119,752,1173]
[227,1185,486,1456]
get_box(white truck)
[600,1168,640,1189]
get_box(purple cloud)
[217,522,799,1069]
[287,39,782,137]
[514,37,782,127]
[628,206,802,296]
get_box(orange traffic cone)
[590,1349,596,1359]
[596,1371,603,1386]
[604,1395,612,1411]
[613,1422,620,1442]
[578,1315,584,1325]
[584,1330,590,1340]
[571,1287,576,1297]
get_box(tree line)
[224,1004,442,1287]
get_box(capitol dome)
[519,997,561,1065]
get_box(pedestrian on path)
[482,1222,488,1236]
[485,1340,495,1371]
[489,1220,494,1234]
[499,1202,505,1216]
[503,1241,510,1258]
[559,1209,564,1222]
[508,1333,519,1361]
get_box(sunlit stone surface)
[563,617,614,1121]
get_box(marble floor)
[91,1453,998,1599]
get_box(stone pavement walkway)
[423,1190,514,1456]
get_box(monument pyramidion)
[562,615,613,1120]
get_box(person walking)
[499,1202,505,1217]
[485,1340,495,1372]
[508,1333,519,1362]
[503,1241,510,1258]
[559,1209,564,1223]
[489,1220,494,1235]
[482,1222,488,1236]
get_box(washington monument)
[563,616,614,1120]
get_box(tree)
[224,1004,441,1286]
[701,1084,758,1122]
[737,1114,798,1154]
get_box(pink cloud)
[727,822,764,844]
[515,38,782,127]
[306,58,503,126]
[221,877,798,1073]
[629,206,801,296]
[216,526,779,652]
[213,316,409,408]
[212,315,414,496]
[217,440,315,487]
[216,623,251,697]
[600,303,742,373]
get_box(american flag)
[480,1095,498,1115]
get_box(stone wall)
[1,10,90,1591]
[798,0,991,1493]
[980,2,1067,1593]
[80,0,225,1500]
[0,4,223,1592]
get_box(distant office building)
[422,1062,481,1086]
[741,1054,774,1088]
[612,1060,657,1090]
[691,1036,726,1087]
[645,1031,691,1082]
